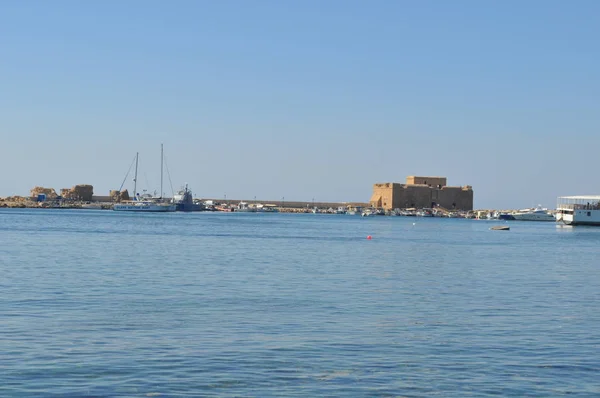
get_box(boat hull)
[511,213,555,221]
[113,204,176,212]
[558,209,600,226]
[498,214,515,220]
[175,203,203,212]
[563,221,600,226]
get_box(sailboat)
[113,145,177,212]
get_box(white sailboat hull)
[113,203,176,212]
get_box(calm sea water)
[1,209,600,397]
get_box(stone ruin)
[110,189,130,202]
[60,185,94,201]
[30,186,58,200]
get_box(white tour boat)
[511,205,555,221]
[556,196,600,226]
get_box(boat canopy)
[558,195,600,200]
[557,195,600,210]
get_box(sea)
[1,209,599,397]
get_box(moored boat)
[361,208,376,217]
[511,205,555,221]
[347,206,363,216]
[397,209,417,216]
[416,209,434,217]
[235,202,256,212]
[256,204,279,213]
[498,213,516,220]
[113,145,176,213]
[556,196,600,226]
[173,184,203,212]
[490,225,510,231]
[114,201,176,212]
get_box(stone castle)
[370,176,473,211]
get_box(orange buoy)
[367,235,372,240]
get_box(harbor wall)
[201,199,369,209]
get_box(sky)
[1,0,599,209]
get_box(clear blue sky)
[1,1,598,209]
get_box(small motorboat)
[490,225,510,231]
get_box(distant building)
[370,176,473,211]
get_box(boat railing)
[558,203,600,210]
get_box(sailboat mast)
[160,144,164,199]
[133,152,139,199]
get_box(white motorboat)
[256,204,278,213]
[487,211,500,220]
[511,205,555,221]
[556,195,600,226]
[361,208,376,217]
[347,206,363,216]
[397,209,416,217]
[235,202,255,212]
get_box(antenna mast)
[160,144,164,199]
[133,152,139,199]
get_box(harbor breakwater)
[0,196,368,212]
[0,196,539,218]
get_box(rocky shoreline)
[0,198,113,210]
